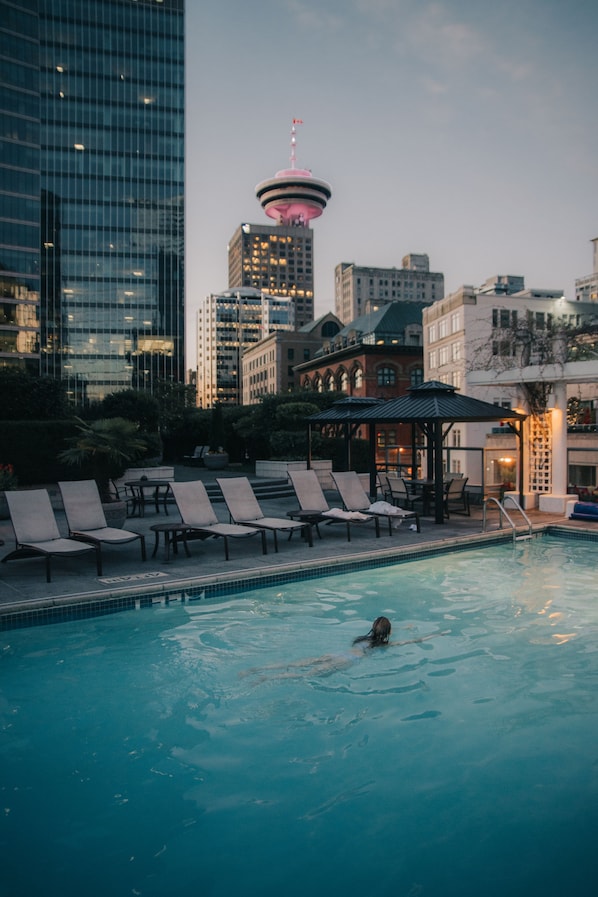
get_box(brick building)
[294,302,428,470]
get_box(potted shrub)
[58,417,148,525]
[203,403,229,470]
[0,462,18,520]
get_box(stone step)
[204,477,295,502]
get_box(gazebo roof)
[308,381,525,425]
[307,396,383,424]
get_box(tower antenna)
[290,118,303,169]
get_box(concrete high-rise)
[228,122,331,328]
[196,288,294,407]
[0,0,185,402]
[575,237,598,302]
[335,255,444,325]
[228,222,315,327]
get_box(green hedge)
[0,420,81,485]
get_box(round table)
[150,522,194,562]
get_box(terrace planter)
[102,500,128,529]
[203,452,229,470]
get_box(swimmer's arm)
[389,629,450,647]
[239,654,336,677]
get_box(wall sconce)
[546,392,557,410]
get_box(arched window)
[340,370,349,393]
[377,366,396,386]
[352,367,363,390]
[326,373,336,391]
[314,375,323,393]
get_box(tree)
[467,313,598,413]
[0,369,71,421]
[208,402,225,452]
[59,417,148,502]
[233,392,344,461]
[100,389,160,430]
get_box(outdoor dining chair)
[443,477,470,517]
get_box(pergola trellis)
[307,382,527,524]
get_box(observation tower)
[255,120,332,226]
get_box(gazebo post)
[433,421,445,524]
[307,423,312,469]
[426,427,434,481]
[344,421,350,470]
[411,423,417,477]
[369,423,377,497]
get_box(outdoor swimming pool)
[1,535,597,897]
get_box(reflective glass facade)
[0,0,184,402]
[0,0,41,371]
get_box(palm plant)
[59,417,148,502]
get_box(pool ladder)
[482,495,534,542]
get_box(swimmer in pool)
[240,617,448,683]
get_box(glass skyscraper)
[0,0,185,403]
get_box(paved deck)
[0,465,591,624]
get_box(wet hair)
[353,616,392,647]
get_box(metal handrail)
[482,495,533,542]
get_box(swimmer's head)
[353,616,391,647]
[371,616,391,645]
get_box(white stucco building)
[423,276,598,504]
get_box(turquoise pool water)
[1,536,597,897]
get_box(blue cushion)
[570,501,598,521]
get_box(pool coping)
[2,522,595,630]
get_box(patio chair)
[170,480,267,560]
[58,480,146,563]
[443,477,470,517]
[2,488,102,582]
[217,476,313,552]
[383,475,423,512]
[331,471,420,535]
[288,469,379,542]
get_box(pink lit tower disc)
[255,120,332,227]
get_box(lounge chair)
[288,468,380,541]
[443,477,470,517]
[170,480,267,560]
[331,471,420,535]
[58,480,147,563]
[217,476,313,551]
[2,488,102,582]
